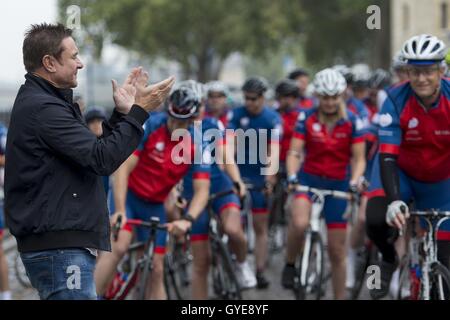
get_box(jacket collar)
[25,72,74,105]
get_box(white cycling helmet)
[206,81,229,96]
[313,68,347,96]
[174,80,206,101]
[391,50,407,71]
[401,34,447,64]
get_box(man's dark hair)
[23,23,73,73]
[288,68,310,80]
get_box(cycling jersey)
[378,79,450,182]
[298,96,316,109]
[367,153,450,238]
[347,97,371,136]
[204,107,232,128]
[183,117,240,241]
[227,106,282,186]
[293,109,365,180]
[278,106,308,163]
[129,112,199,202]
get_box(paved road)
[4,232,392,300]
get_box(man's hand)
[112,67,142,114]
[166,220,192,238]
[110,211,127,228]
[386,200,409,229]
[233,180,247,199]
[135,72,175,112]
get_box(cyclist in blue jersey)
[0,123,10,300]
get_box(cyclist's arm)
[378,97,402,203]
[112,154,139,213]
[186,178,210,220]
[350,142,366,185]
[286,137,305,179]
[223,143,243,182]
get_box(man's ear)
[42,55,57,73]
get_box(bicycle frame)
[405,210,450,300]
[107,217,167,300]
[293,185,351,296]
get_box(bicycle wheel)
[211,238,242,300]
[163,252,186,300]
[136,244,155,300]
[295,232,324,300]
[14,252,32,288]
[429,262,450,300]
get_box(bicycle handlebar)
[293,185,352,200]
[409,210,450,217]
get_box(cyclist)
[227,77,282,289]
[205,81,232,128]
[84,106,110,194]
[94,87,210,300]
[366,34,450,299]
[288,68,316,109]
[0,122,10,300]
[284,68,366,300]
[391,50,409,84]
[269,79,304,248]
[173,80,256,299]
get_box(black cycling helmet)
[288,68,310,80]
[84,106,107,124]
[168,87,201,119]
[369,69,392,90]
[242,77,268,96]
[275,79,300,98]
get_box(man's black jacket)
[4,73,149,252]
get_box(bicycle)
[104,217,168,300]
[163,233,192,300]
[268,175,289,254]
[397,209,450,300]
[291,185,352,300]
[207,189,243,300]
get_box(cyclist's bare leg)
[253,213,269,272]
[0,234,10,295]
[286,198,311,264]
[191,241,211,299]
[221,208,247,262]
[146,253,167,300]
[350,196,367,249]
[94,229,133,296]
[327,229,347,300]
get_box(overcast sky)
[0,0,57,85]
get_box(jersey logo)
[312,123,322,132]
[408,118,419,129]
[379,113,393,127]
[155,142,165,152]
[240,117,250,128]
[298,112,306,121]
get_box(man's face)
[168,117,192,133]
[277,95,297,110]
[407,64,443,98]
[244,91,264,115]
[207,92,227,112]
[295,75,309,96]
[52,37,84,89]
[318,94,342,115]
[88,119,103,138]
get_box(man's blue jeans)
[20,248,97,300]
